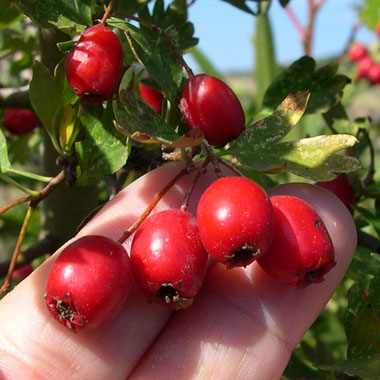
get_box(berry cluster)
[44,175,337,331]
[348,34,380,84]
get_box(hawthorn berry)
[196,176,274,269]
[140,81,163,114]
[367,63,380,84]
[45,235,133,331]
[316,174,355,214]
[2,108,39,135]
[65,24,123,103]
[130,209,209,310]
[356,56,373,80]
[179,74,245,147]
[257,195,336,288]
[348,43,367,62]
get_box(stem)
[304,0,327,56]
[285,5,306,41]
[0,173,39,196]
[180,158,210,212]
[30,170,65,206]
[202,139,223,178]
[0,196,29,216]
[0,205,35,295]
[118,167,188,244]
[117,13,194,78]
[7,167,53,183]
[101,0,115,25]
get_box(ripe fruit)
[368,63,380,84]
[2,108,39,135]
[179,74,245,147]
[257,195,335,288]
[316,174,355,214]
[140,81,163,114]
[45,235,132,331]
[197,176,274,268]
[130,209,208,310]
[356,56,373,80]
[65,24,123,103]
[348,43,367,62]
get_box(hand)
[0,162,357,380]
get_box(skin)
[0,162,357,380]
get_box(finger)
[129,183,357,380]
[0,161,233,380]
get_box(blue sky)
[184,0,375,73]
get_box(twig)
[118,167,188,243]
[285,5,306,41]
[202,139,223,178]
[0,196,29,216]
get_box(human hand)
[0,161,357,380]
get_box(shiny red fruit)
[45,235,132,331]
[368,63,380,84]
[356,56,373,80]
[65,24,123,103]
[2,109,39,135]
[197,176,274,268]
[316,174,355,214]
[348,43,367,62]
[139,82,163,114]
[130,210,208,310]
[257,195,336,288]
[179,74,245,147]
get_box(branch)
[0,85,31,109]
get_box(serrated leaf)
[108,19,182,103]
[318,354,380,380]
[263,56,350,114]
[113,67,179,144]
[0,129,11,173]
[75,104,130,177]
[12,0,89,29]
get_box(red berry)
[130,209,208,310]
[257,195,336,288]
[356,56,373,80]
[139,82,163,114]
[316,174,355,214]
[65,24,123,103]
[196,176,274,268]
[348,43,367,62]
[179,74,245,147]
[45,235,132,331]
[2,109,39,135]
[367,63,380,84]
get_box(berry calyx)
[45,235,133,331]
[65,24,123,103]
[2,109,39,136]
[139,81,163,114]
[316,174,355,214]
[130,209,208,310]
[257,195,336,288]
[197,176,274,268]
[179,74,245,147]
[348,43,367,62]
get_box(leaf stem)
[101,0,116,25]
[0,173,39,196]
[7,167,53,183]
[0,196,29,216]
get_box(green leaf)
[75,104,130,177]
[220,0,264,15]
[279,0,291,6]
[108,19,183,103]
[263,56,350,114]
[318,354,380,380]
[360,0,380,30]
[12,0,90,29]
[113,67,179,144]
[356,206,380,238]
[0,129,11,173]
